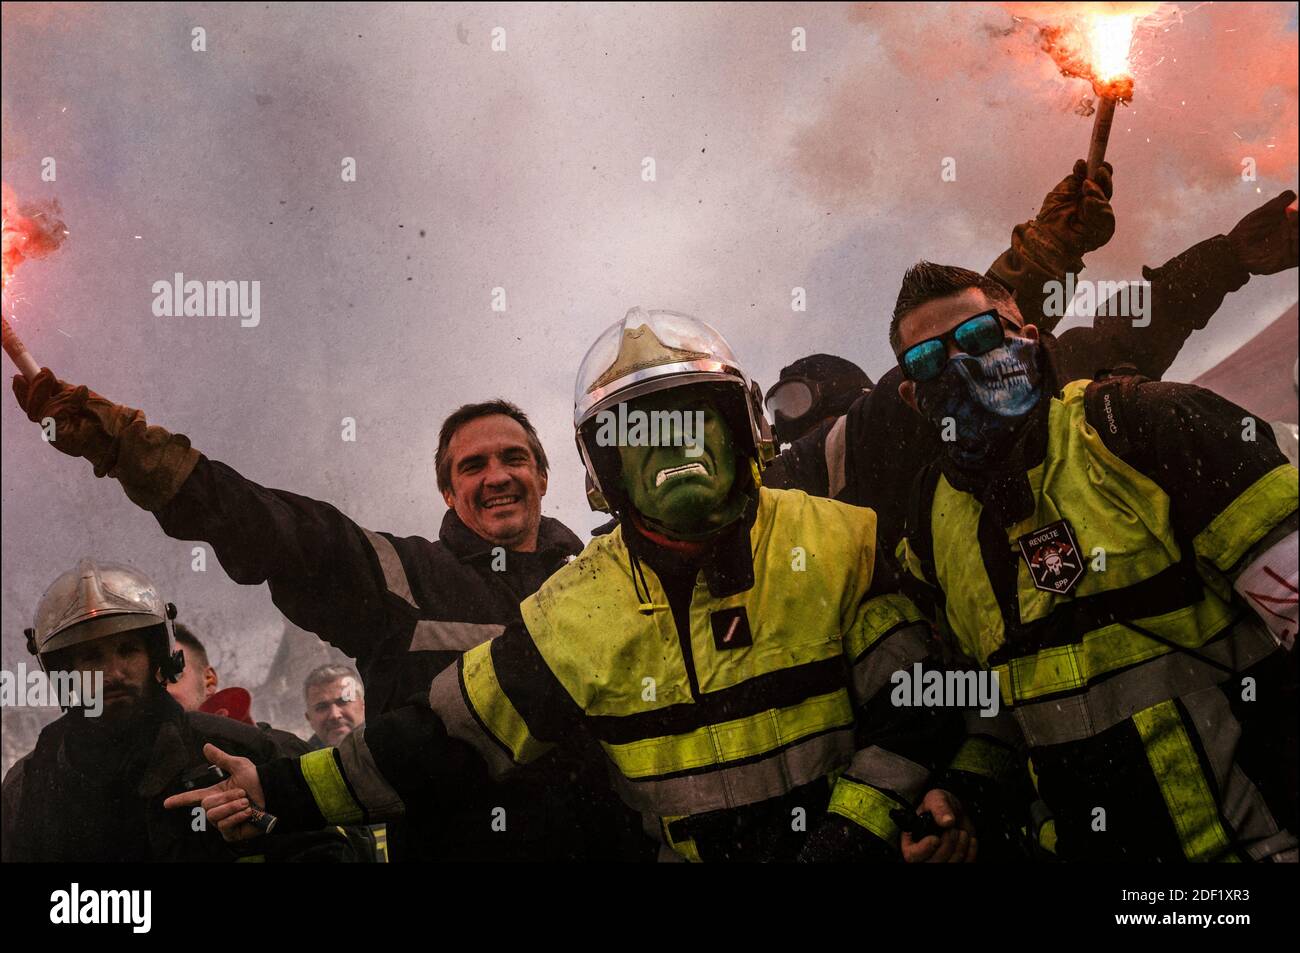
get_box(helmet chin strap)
[161,601,185,684]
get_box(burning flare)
[2,182,68,380]
[1,181,69,293]
[1089,13,1137,85]
[1026,3,1165,101]
[1017,5,1166,179]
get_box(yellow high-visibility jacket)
[265,487,996,861]
[899,378,1298,862]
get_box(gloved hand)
[987,160,1115,333]
[1011,158,1115,278]
[1227,189,1298,276]
[13,368,200,510]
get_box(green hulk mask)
[616,388,747,538]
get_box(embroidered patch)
[710,606,753,650]
[1017,519,1085,595]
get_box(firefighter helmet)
[574,307,772,510]
[24,558,184,681]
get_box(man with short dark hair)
[434,399,551,552]
[167,623,218,712]
[10,383,651,861]
[887,261,1298,861]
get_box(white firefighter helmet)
[25,558,183,680]
[574,307,773,510]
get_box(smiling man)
[11,382,648,861]
[437,401,549,551]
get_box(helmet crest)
[574,308,772,512]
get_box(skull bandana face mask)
[915,336,1043,470]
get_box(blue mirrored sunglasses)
[899,310,1009,383]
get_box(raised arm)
[986,159,1115,331]
[12,369,402,658]
[1056,190,1297,382]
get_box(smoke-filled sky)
[2,2,1297,688]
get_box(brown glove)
[13,368,200,511]
[1039,158,1115,256]
[988,159,1115,333]
[1227,189,1298,276]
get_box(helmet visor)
[574,309,746,425]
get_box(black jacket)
[0,692,355,862]
[152,460,651,860]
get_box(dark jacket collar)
[437,508,583,563]
[622,483,760,598]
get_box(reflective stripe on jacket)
[899,379,1299,861]
[287,487,970,861]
